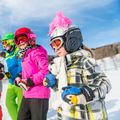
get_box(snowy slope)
[1,54,120,120]
[106,70,120,120]
[97,54,120,120]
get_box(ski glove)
[14,77,34,91]
[0,63,4,69]
[0,73,4,80]
[61,86,94,106]
[0,72,11,80]
[5,72,11,79]
[43,73,56,88]
[0,63,4,80]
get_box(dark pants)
[17,97,49,120]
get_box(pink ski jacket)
[22,45,50,98]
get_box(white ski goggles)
[50,37,64,50]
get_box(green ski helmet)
[1,33,15,46]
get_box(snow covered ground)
[1,54,120,120]
[97,54,120,120]
[105,70,120,120]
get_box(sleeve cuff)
[27,78,34,87]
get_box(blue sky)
[0,0,120,55]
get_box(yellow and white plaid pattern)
[51,49,111,120]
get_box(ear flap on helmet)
[64,27,83,53]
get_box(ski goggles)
[50,37,64,50]
[2,40,13,46]
[15,34,36,45]
[15,35,28,45]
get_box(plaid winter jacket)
[50,49,111,120]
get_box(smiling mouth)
[19,43,26,47]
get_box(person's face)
[50,36,68,57]
[18,42,28,50]
[55,46,68,57]
[2,40,12,51]
[16,36,28,49]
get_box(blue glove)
[43,73,56,88]
[62,86,94,105]
[62,86,82,96]
[62,86,82,105]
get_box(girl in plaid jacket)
[44,12,111,120]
